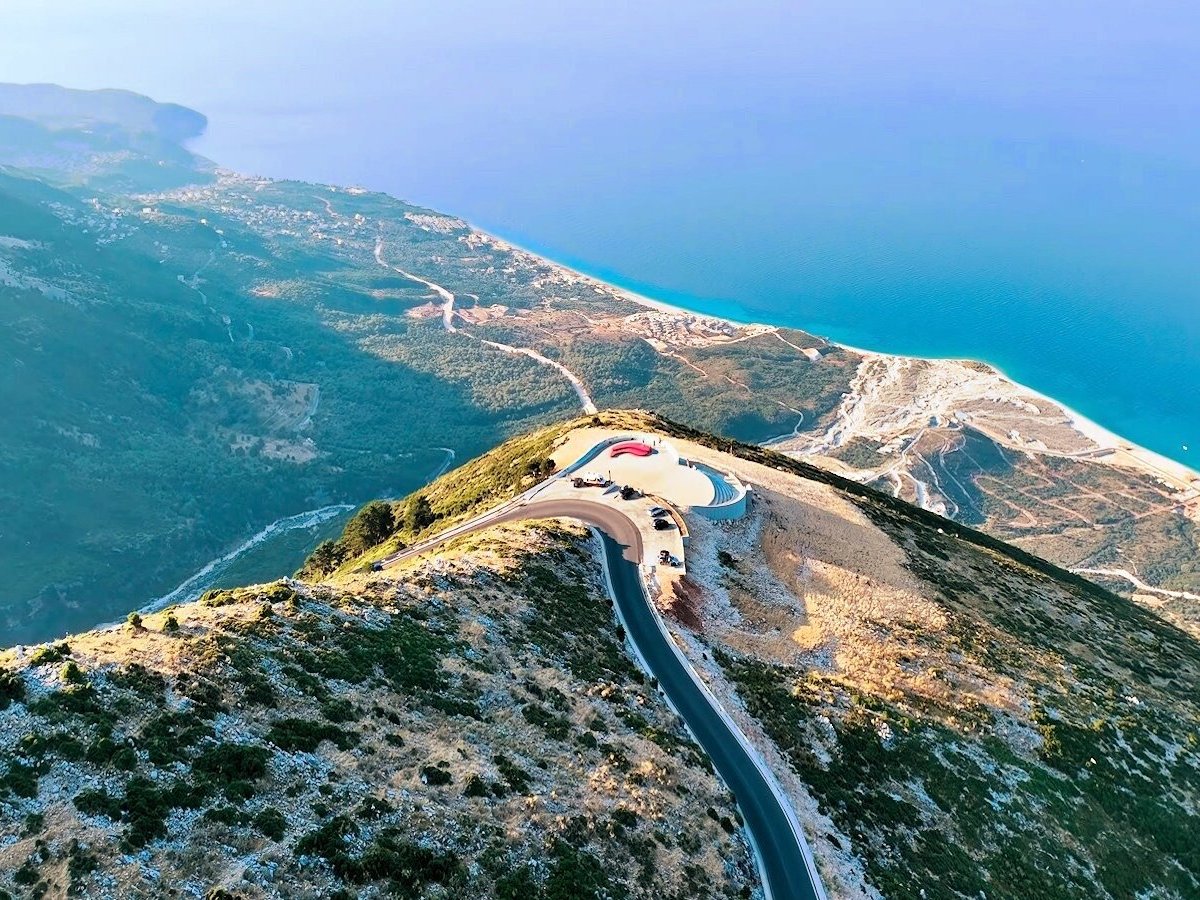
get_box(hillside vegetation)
[305,411,1200,897]
[637,424,1200,899]
[3,411,1198,898]
[0,521,755,899]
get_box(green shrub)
[238,669,278,707]
[176,674,226,718]
[61,661,87,685]
[0,760,39,798]
[76,774,207,851]
[140,709,213,765]
[85,736,136,769]
[356,795,393,820]
[492,754,532,794]
[320,698,358,723]
[73,787,119,819]
[254,806,287,841]
[420,765,452,786]
[0,668,25,710]
[295,815,357,871]
[127,612,143,629]
[12,861,39,886]
[29,643,70,666]
[495,866,539,900]
[108,664,167,698]
[193,743,271,785]
[204,805,250,827]
[18,730,84,762]
[260,582,299,604]
[199,589,238,607]
[356,830,462,889]
[521,703,571,740]
[612,807,639,829]
[21,812,44,838]
[163,615,180,632]
[267,717,357,752]
[544,839,616,899]
[463,774,490,798]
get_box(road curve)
[384,497,822,900]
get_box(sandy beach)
[480,228,1200,497]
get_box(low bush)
[492,754,532,794]
[0,667,25,710]
[0,760,39,799]
[267,717,357,752]
[140,709,214,765]
[255,806,287,841]
[463,774,490,798]
[85,736,136,770]
[204,805,250,827]
[61,661,87,685]
[419,765,452,786]
[199,589,239,607]
[29,643,71,666]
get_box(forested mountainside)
[1,82,1196,648]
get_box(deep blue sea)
[6,0,1199,465]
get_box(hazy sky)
[5,0,1198,200]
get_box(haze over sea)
[6,1,1199,466]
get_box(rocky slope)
[3,411,1198,899]
[0,518,756,899]
[611,415,1200,899]
[307,410,1200,899]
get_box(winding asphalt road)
[384,497,823,900]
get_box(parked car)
[572,471,610,488]
[658,549,676,566]
[653,517,673,531]
[619,485,638,500]
[649,506,668,518]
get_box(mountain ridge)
[2,413,1196,899]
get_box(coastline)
[476,227,1200,494]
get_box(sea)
[8,0,1196,465]
[5,0,1199,603]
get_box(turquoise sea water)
[5,0,1199,465]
